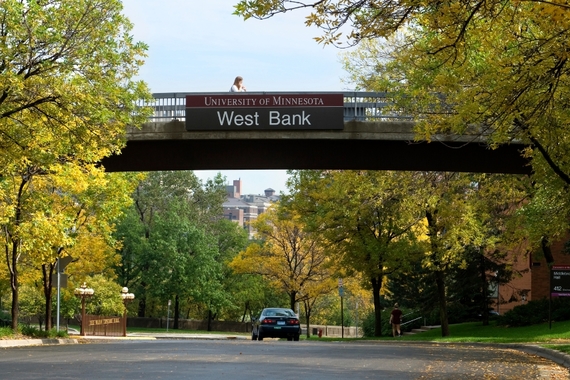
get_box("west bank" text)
[217,110,311,126]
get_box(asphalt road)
[0,339,568,379]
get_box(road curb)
[0,338,78,348]
[508,344,570,369]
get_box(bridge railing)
[342,92,412,121]
[139,92,412,123]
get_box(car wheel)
[293,334,300,341]
[258,333,263,341]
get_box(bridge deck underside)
[101,138,530,174]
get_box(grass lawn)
[394,319,570,344]
[342,319,570,356]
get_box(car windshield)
[263,308,295,317]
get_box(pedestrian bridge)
[101,92,530,174]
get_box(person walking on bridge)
[230,76,246,92]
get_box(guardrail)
[139,92,412,123]
[401,316,423,327]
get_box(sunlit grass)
[543,344,570,354]
[394,320,570,343]
[340,319,570,357]
[0,326,13,339]
[0,325,68,339]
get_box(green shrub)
[497,298,570,327]
[361,310,394,337]
[48,329,69,338]
[0,310,11,328]
[361,311,376,337]
[20,325,69,338]
[21,325,45,338]
[0,326,13,338]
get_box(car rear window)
[264,308,295,317]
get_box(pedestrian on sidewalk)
[390,303,403,337]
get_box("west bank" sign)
[185,93,344,131]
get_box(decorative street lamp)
[120,287,135,337]
[74,282,94,336]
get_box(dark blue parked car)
[252,308,301,341]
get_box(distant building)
[223,179,280,238]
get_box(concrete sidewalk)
[0,332,248,348]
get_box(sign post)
[549,265,570,329]
[167,299,171,332]
[55,256,73,332]
[338,278,344,339]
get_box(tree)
[235,0,570,255]
[208,218,251,322]
[0,0,150,167]
[284,170,424,336]
[18,284,45,329]
[230,204,335,332]
[0,0,151,332]
[416,172,491,336]
[411,172,530,335]
[114,171,228,320]
[308,274,371,331]
[4,166,139,331]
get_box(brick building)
[223,179,280,239]
[530,237,570,301]
[493,235,570,315]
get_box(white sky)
[121,0,355,195]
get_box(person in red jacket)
[390,303,403,337]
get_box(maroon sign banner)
[551,265,570,297]
[185,93,344,131]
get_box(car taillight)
[262,318,275,324]
[287,319,300,325]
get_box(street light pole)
[74,282,94,336]
[167,300,171,332]
[56,258,60,332]
[120,287,135,337]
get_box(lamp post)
[495,271,500,315]
[120,287,135,337]
[74,282,94,336]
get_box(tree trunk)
[137,282,146,317]
[173,294,180,329]
[303,300,312,338]
[435,270,450,337]
[290,291,297,311]
[9,175,30,332]
[480,253,489,326]
[241,301,250,323]
[542,237,554,264]
[9,241,19,332]
[371,276,383,337]
[207,309,213,332]
[42,263,55,330]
